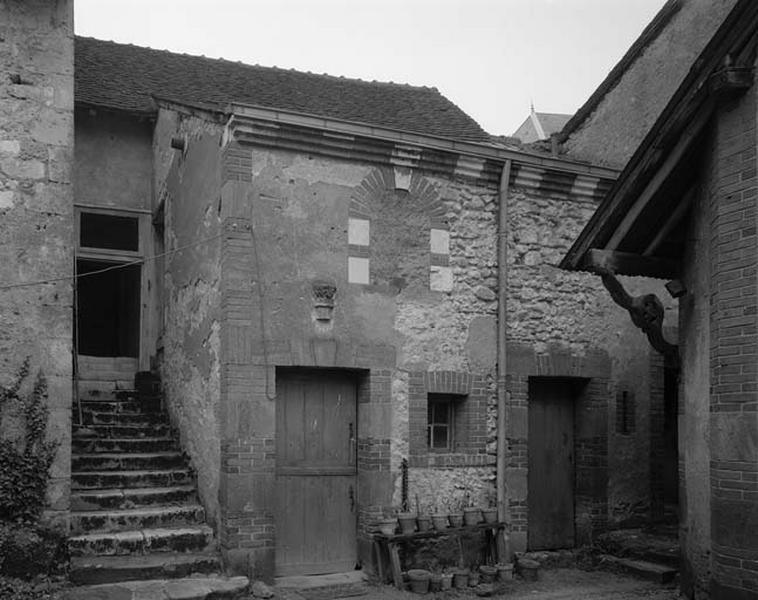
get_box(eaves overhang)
[222,102,619,197]
[560,0,758,279]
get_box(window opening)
[80,212,139,252]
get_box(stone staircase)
[67,357,247,598]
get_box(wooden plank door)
[528,378,575,550]
[275,370,357,576]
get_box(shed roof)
[74,36,491,143]
[560,0,758,279]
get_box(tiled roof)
[74,37,491,143]
[535,112,571,136]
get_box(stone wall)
[205,134,676,576]
[159,111,224,532]
[0,0,74,527]
[505,182,675,550]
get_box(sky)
[75,0,667,136]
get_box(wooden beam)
[606,102,712,250]
[642,186,694,256]
[584,249,679,279]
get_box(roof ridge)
[74,35,440,93]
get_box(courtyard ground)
[270,568,680,600]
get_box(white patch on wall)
[430,228,450,255]
[430,266,453,292]
[348,256,370,285]
[348,218,370,246]
[393,166,412,191]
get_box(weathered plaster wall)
[160,112,223,531]
[562,0,738,169]
[0,0,74,527]
[75,109,153,210]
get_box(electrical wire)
[0,232,225,291]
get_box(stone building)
[1,0,680,590]
[561,1,758,598]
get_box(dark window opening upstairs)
[80,212,139,252]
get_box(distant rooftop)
[74,37,491,143]
[512,108,572,143]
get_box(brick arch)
[347,168,450,290]
[349,168,447,226]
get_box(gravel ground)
[337,569,681,600]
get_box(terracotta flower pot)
[481,507,498,524]
[440,573,453,590]
[397,512,417,534]
[429,573,442,592]
[432,514,448,531]
[377,519,397,536]
[448,512,464,528]
[407,569,430,594]
[453,570,469,589]
[496,563,514,581]
[518,558,539,581]
[417,515,432,532]
[479,565,497,583]
[463,506,481,526]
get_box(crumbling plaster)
[159,113,224,530]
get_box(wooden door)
[528,378,575,550]
[275,370,357,576]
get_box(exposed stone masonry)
[0,0,74,528]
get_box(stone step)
[642,547,680,569]
[276,571,369,599]
[61,576,249,600]
[78,379,135,395]
[74,423,173,438]
[72,486,198,511]
[601,555,678,584]
[72,469,194,490]
[71,504,206,534]
[69,525,215,557]
[77,400,143,413]
[82,411,168,426]
[73,437,178,454]
[77,355,138,370]
[69,552,223,585]
[72,452,186,472]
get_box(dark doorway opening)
[76,259,140,357]
[662,364,679,513]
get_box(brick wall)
[506,347,611,551]
[707,73,758,600]
[0,0,74,528]
[407,370,489,468]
